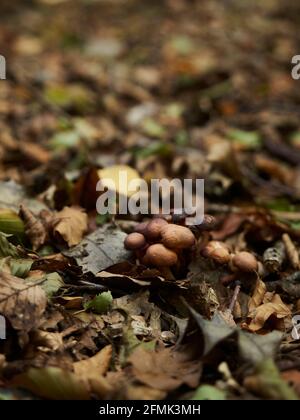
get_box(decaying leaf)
[248,278,267,312]
[0,270,47,332]
[13,367,91,400]
[192,384,226,400]
[188,304,282,365]
[248,293,291,332]
[244,359,298,400]
[53,206,88,247]
[19,205,47,251]
[64,224,131,274]
[128,345,202,392]
[73,345,112,378]
[0,232,20,258]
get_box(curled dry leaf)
[0,270,47,332]
[248,293,291,332]
[248,278,267,312]
[53,206,88,247]
[282,233,300,270]
[19,205,47,251]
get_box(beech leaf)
[0,270,47,332]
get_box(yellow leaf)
[98,165,142,198]
[53,206,88,247]
[248,278,267,312]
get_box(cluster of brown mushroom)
[202,240,259,273]
[124,218,196,279]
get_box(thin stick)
[229,284,241,313]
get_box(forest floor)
[1,0,300,400]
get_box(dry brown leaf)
[125,385,166,400]
[281,370,300,397]
[0,270,47,332]
[128,345,201,392]
[248,293,291,332]
[53,206,88,247]
[32,330,64,352]
[72,345,113,398]
[248,278,267,312]
[73,345,112,377]
[19,205,47,251]
[282,233,300,270]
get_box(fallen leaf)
[53,206,88,247]
[64,224,131,274]
[128,345,201,392]
[188,305,235,356]
[0,270,47,332]
[248,293,291,332]
[26,272,64,298]
[281,370,300,397]
[0,232,20,258]
[73,345,112,378]
[188,303,282,365]
[13,367,90,400]
[244,358,298,400]
[97,165,143,198]
[19,205,47,251]
[84,291,113,314]
[191,384,226,400]
[248,278,267,312]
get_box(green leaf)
[14,367,89,400]
[0,232,20,258]
[142,118,166,138]
[245,358,298,400]
[49,130,81,150]
[264,198,297,212]
[84,291,113,314]
[0,209,24,236]
[191,385,226,400]
[0,257,33,278]
[41,273,64,298]
[227,129,262,149]
[170,36,195,55]
[175,130,189,146]
[133,141,173,159]
[44,84,94,112]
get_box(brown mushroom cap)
[145,218,168,241]
[202,241,231,264]
[145,244,178,267]
[161,224,195,249]
[124,232,146,250]
[232,251,258,272]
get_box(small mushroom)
[145,243,178,279]
[145,218,168,241]
[124,232,146,250]
[134,222,149,236]
[145,244,178,266]
[161,224,195,249]
[231,252,258,272]
[202,240,231,264]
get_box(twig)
[229,284,241,313]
